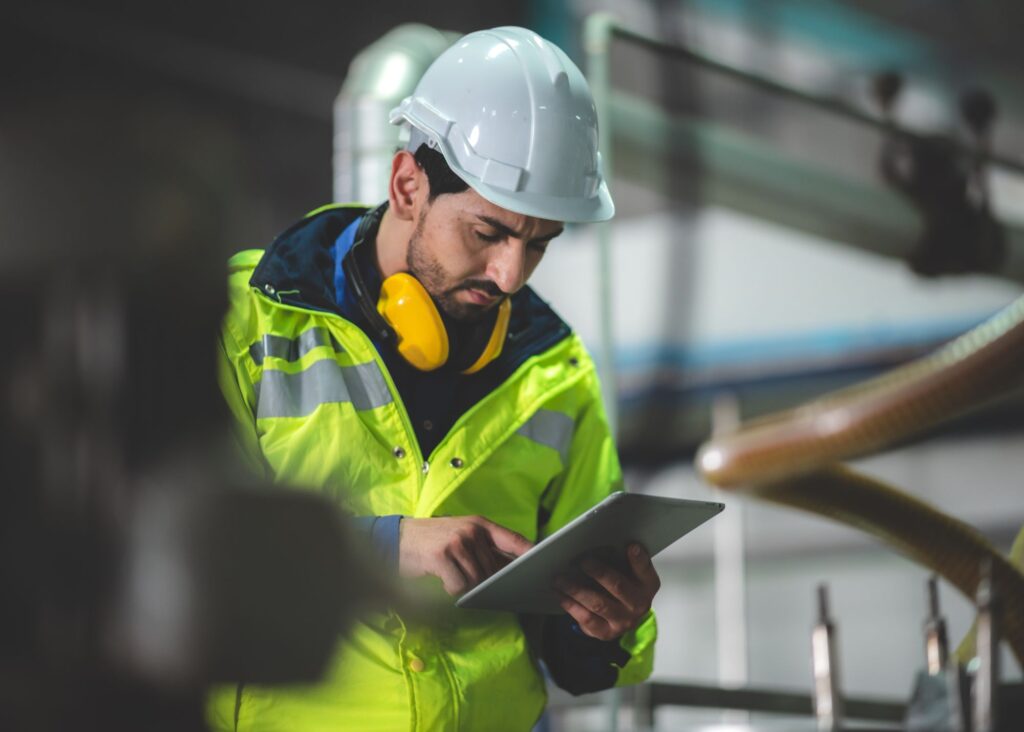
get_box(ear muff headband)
[342,203,510,373]
[342,203,395,343]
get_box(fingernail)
[631,544,642,558]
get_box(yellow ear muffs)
[376,273,511,374]
[461,298,511,375]
[377,273,449,371]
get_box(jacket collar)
[250,204,365,315]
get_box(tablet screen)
[456,492,723,614]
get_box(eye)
[475,230,502,243]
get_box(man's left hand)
[553,543,660,641]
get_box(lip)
[463,288,498,306]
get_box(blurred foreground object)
[1,172,383,732]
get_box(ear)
[388,150,427,222]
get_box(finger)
[470,539,499,580]
[581,558,643,612]
[627,543,661,592]
[449,540,487,588]
[479,519,534,558]
[438,560,470,596]
[558,592,615,641]
[553,576,628,626]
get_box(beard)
[406,208,506,323]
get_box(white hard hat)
[389,26,614,223]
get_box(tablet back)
[456,492,724,614]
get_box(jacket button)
[568,357,579,367]
[264,283,276,294]
[450,457,464,469]
[393,446,406,459]
[409,657,425,673]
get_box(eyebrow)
[475,215,564,243]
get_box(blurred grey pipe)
[333,25,460,204]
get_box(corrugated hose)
[695,295,1024,665]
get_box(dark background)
[0,1,527,274]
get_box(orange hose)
[697,296,1024,488]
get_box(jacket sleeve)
[535,360,657,693]
[217,292,403,569]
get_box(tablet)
[456,492,724,614]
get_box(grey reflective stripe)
[249,328,342,365]
[517,409,575,464]
[256,359,392,419]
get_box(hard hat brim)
[463,174,616,224]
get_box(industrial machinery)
[542,13,1024,731]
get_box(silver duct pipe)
[333,24,460,204]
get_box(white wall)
[531,208,1021,390]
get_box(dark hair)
[413,143,470,200]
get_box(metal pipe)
[584,12,620,435]
[333,24,459,204]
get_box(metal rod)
[812,584,844,732]
[925,575,950,675]
[645,682,905,722]
[711,393,749,695]
[549,680,909,721]
[584,24,622,732]
[973,559,1001,732]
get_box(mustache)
[451,279,507,298]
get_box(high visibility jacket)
[208,205,656,731]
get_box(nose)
[486,240,528,295]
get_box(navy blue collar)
[332,215,377,325]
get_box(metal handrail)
[583,13,1024,176]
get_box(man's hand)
[399,516,534,595]
[553,543,660,641]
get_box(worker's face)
[407,188,564,322]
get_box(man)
[209,26,659,732]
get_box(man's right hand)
[398,516,533,596]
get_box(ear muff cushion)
[377,273,449,371]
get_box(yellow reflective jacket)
[208,205,656,732]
